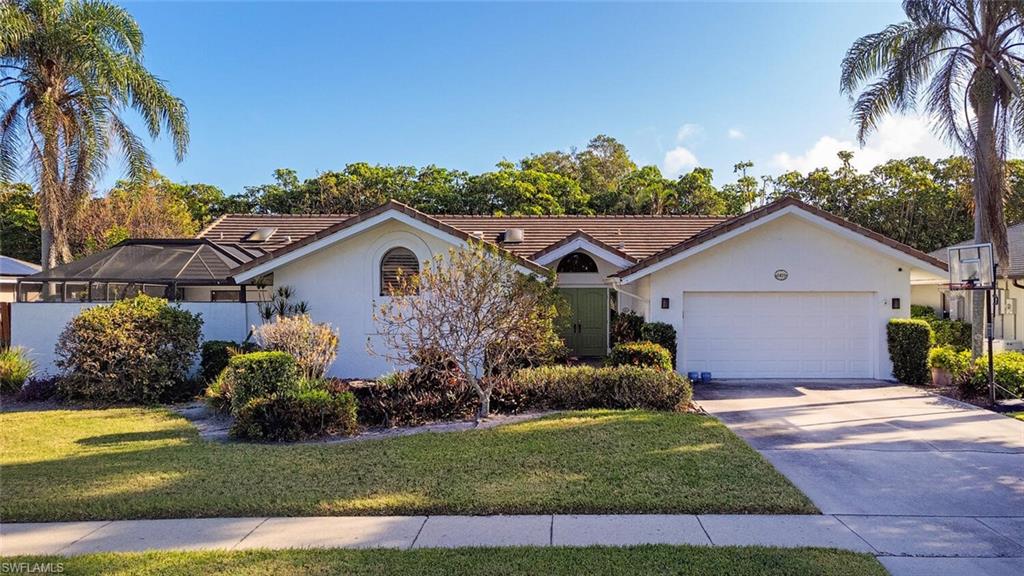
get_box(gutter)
[604,277,649,304]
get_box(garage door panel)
[682,292,873,379]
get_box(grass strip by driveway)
[2,546,887,576]
[0,408,816,521]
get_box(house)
[911,223,1024,351]
[14,197,948,380]
[0,255,40,303]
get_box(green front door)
[559,288,609,357]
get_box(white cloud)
[771,115,954,173]
[663,146,699,176]
[676,123,702,143]
[727,128,746,140]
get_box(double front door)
[559,288,608,357]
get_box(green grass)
[2,547,887,576]
[1009,411,1024,422]
[0,408,816,521]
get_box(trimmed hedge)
[608,341,673,371]
[931,319,972,351]
[640,322,677,368]
[494,365,692,413]
[200,340,258,383]
[56,295,202,404]
[968,351,1024,399]
[216,351,300,413]
[231,388,358,442]
[887,319,933,385]
[353,369,476,428]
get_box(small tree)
[372,244,563,420]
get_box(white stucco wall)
[271,219,460,378]
[625,213,913,380]
[10,302,260,376]
[911,284,943,313]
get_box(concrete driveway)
[695,381,1024,575]
[693,380,1024,516]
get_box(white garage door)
[682,292,874,379]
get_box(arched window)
[380,247,420,295]
[556,252,599,273]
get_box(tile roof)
[200,212,729,261]
[930,222,1024,278]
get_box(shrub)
[353,369,477,427]
[56,295,202,404]
[217,351,300,413]
[928,346,971,377]
[609,310,644,347]
[887,319,933,385]
[968,351,1024,399]
[15,376,59,402]
[0,347,35,394]
[230,388,358,441]
[200,340,258,383]
[608,341,673,371]
[931,319,972,351]
[253,315,339,379]
[640,322,677,368]
[910,304,937,319]
[494,365,692,413]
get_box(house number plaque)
[774,269,789,281]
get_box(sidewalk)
[3,514,1023,575]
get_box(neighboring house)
[912,223,1024,351]
[0,255,41,303]
[14,197,947,380]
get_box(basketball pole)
[987,284,995,405]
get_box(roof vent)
[503,228,525,244]
[244,227,277,242]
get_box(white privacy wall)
[10,302,260,376]
[628,213,913,380]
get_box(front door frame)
[558,287,610,357]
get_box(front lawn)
[3,547,887,576]
[0,408,816,521]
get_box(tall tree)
[841,0,1024,355]
[0,0,188,269]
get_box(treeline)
[3,135,1024,264]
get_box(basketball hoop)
[947,242,998,404]
[947,243,995,290]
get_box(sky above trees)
[92,1,964,195]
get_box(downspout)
[604,277,649,305]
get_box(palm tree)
[841,0,1024,356]
[0,0,188,269]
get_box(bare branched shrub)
[253,315,339,379]
[371,244,564,420]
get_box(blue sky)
[113,1,956,195]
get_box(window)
[556,252,598,274]
[380,247,420,296]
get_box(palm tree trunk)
[970,66,1003,359]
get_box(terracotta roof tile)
[200,212,729,262]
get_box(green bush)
[968,351,1024,399]
[910,304,937,319]
[887,319,933,385]
[928,346,971,377]
[56,295,202,404]
[252,315,339,379]
[494,365,692,413]
[200,340,257,383]
[230,388,358,442]
[640,322,677,368]
[931,319,972,351]
[609,310,644,347]
[608,341,673,371]
[217,351,300,413]
[0,347,35,394]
